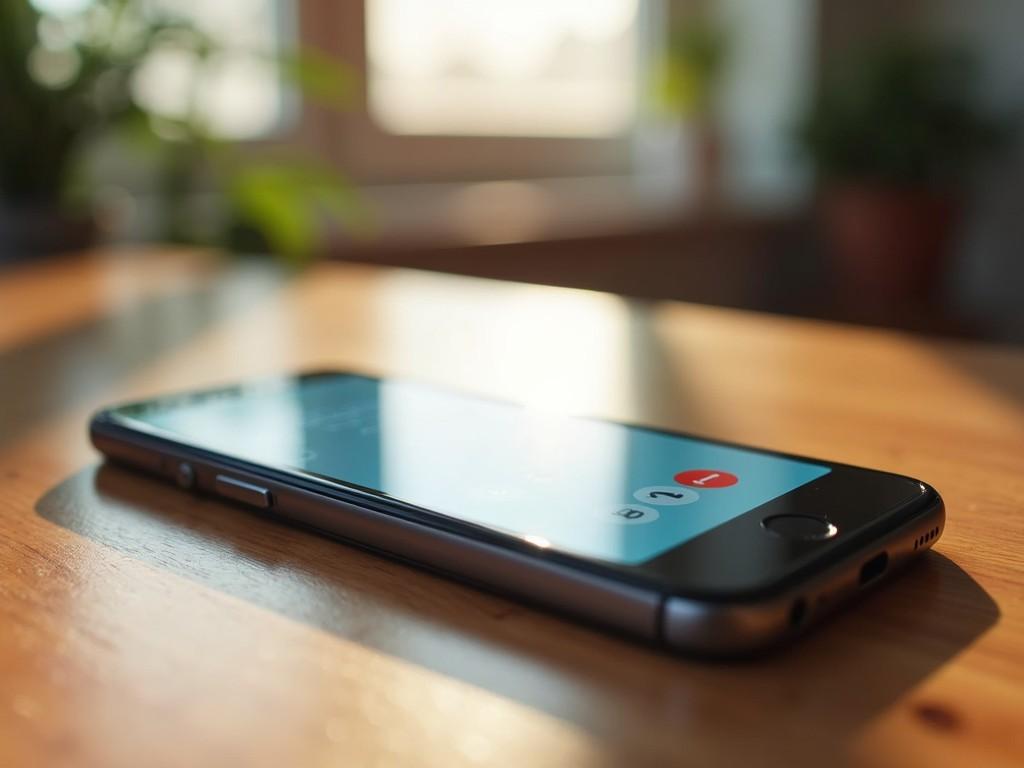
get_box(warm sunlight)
[366,0,640,137]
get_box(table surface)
[1,248,1023,768]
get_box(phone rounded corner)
[88,409,109,436]
[902,475,945,523]
[87,408,124,454]
[918,482,946,544]
[877,470,944,516]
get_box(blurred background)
[2,0,1022,343]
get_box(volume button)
[175,462,196,490]
[214,475,273,509]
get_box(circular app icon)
[633,486,700,506]
[609,505,660,525]
[674,469,739,489]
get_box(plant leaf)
[279,47,356,112]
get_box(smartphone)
[89,371,943,656]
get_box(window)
[133,0,294,139]
[29,0,295,140]
[301,1,651,182]
[365,0,640,138]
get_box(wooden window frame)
[294,1,661,184]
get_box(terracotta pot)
[820,184,959,303]
[692,118,725,212]
[0,204,97,262]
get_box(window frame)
[297,0,660,184]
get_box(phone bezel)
[93,370,939,603]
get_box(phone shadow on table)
[37,464,1000,765]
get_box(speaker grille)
[913,526,940,550]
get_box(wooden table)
[1,248,1022,768]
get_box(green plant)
[800,37,1005,187]
[132,44,365,262]
[653,9,731,118]
[0,0,361,261]
[0,0,189,205]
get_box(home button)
[762,514,838,541]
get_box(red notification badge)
[674,469,738,489]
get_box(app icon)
[633,486,699,506]
[609,505,660,525]
[674,469,738,488]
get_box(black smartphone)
[90,371,943,656]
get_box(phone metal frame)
[90,409,944,657]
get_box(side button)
[214,475,273,509]
[175,462,196,490]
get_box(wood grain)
[1,248,1022,767]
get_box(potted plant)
[654,6,732,211]
[0,0,195,259]
[0,0,360,263]
[800,37,1005,303]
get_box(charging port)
[859,552,889,586]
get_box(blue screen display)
[134,375,831,564]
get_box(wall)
[923,0,1024,341]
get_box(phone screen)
[117,374,830,564]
